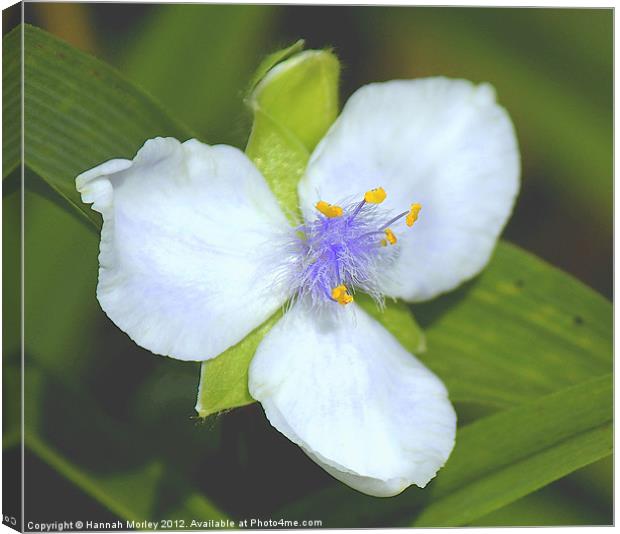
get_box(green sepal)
[247,39,306,94]
[195,312,282,418]
[246,47,340,220]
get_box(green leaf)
[3,24,20,178]
[24,174,101,379]
[24,366,227,522]
[472,467,611,526]
[2,173,21,359]
[17,24,192,228]
[121,4,277,145]
[2,365,21,450]
[412,374,612,526]
[414,241,612,408]
[246,48,340,218]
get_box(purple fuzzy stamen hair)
[273,194,414,308]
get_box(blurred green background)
[3,3,612,528]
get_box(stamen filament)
[350,199,366,220]
[352,187,387,221]
[379,210,409,231]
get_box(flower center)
[287,187,421,307]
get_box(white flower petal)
[249,302,456,497]
[298,78,520,301]
[77,137,288,361]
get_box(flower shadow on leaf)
[412,276,480,330]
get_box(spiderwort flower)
[76,78,519,497]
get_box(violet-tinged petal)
[298,78,520,302]
[249,301,457,497]
[76,137,288,361]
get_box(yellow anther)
[406,203,422,227]
[384,228,397,245]
[364,187,387,204]
[381,239,387,247]
[331,284,354,306]
[316,200,343,218]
